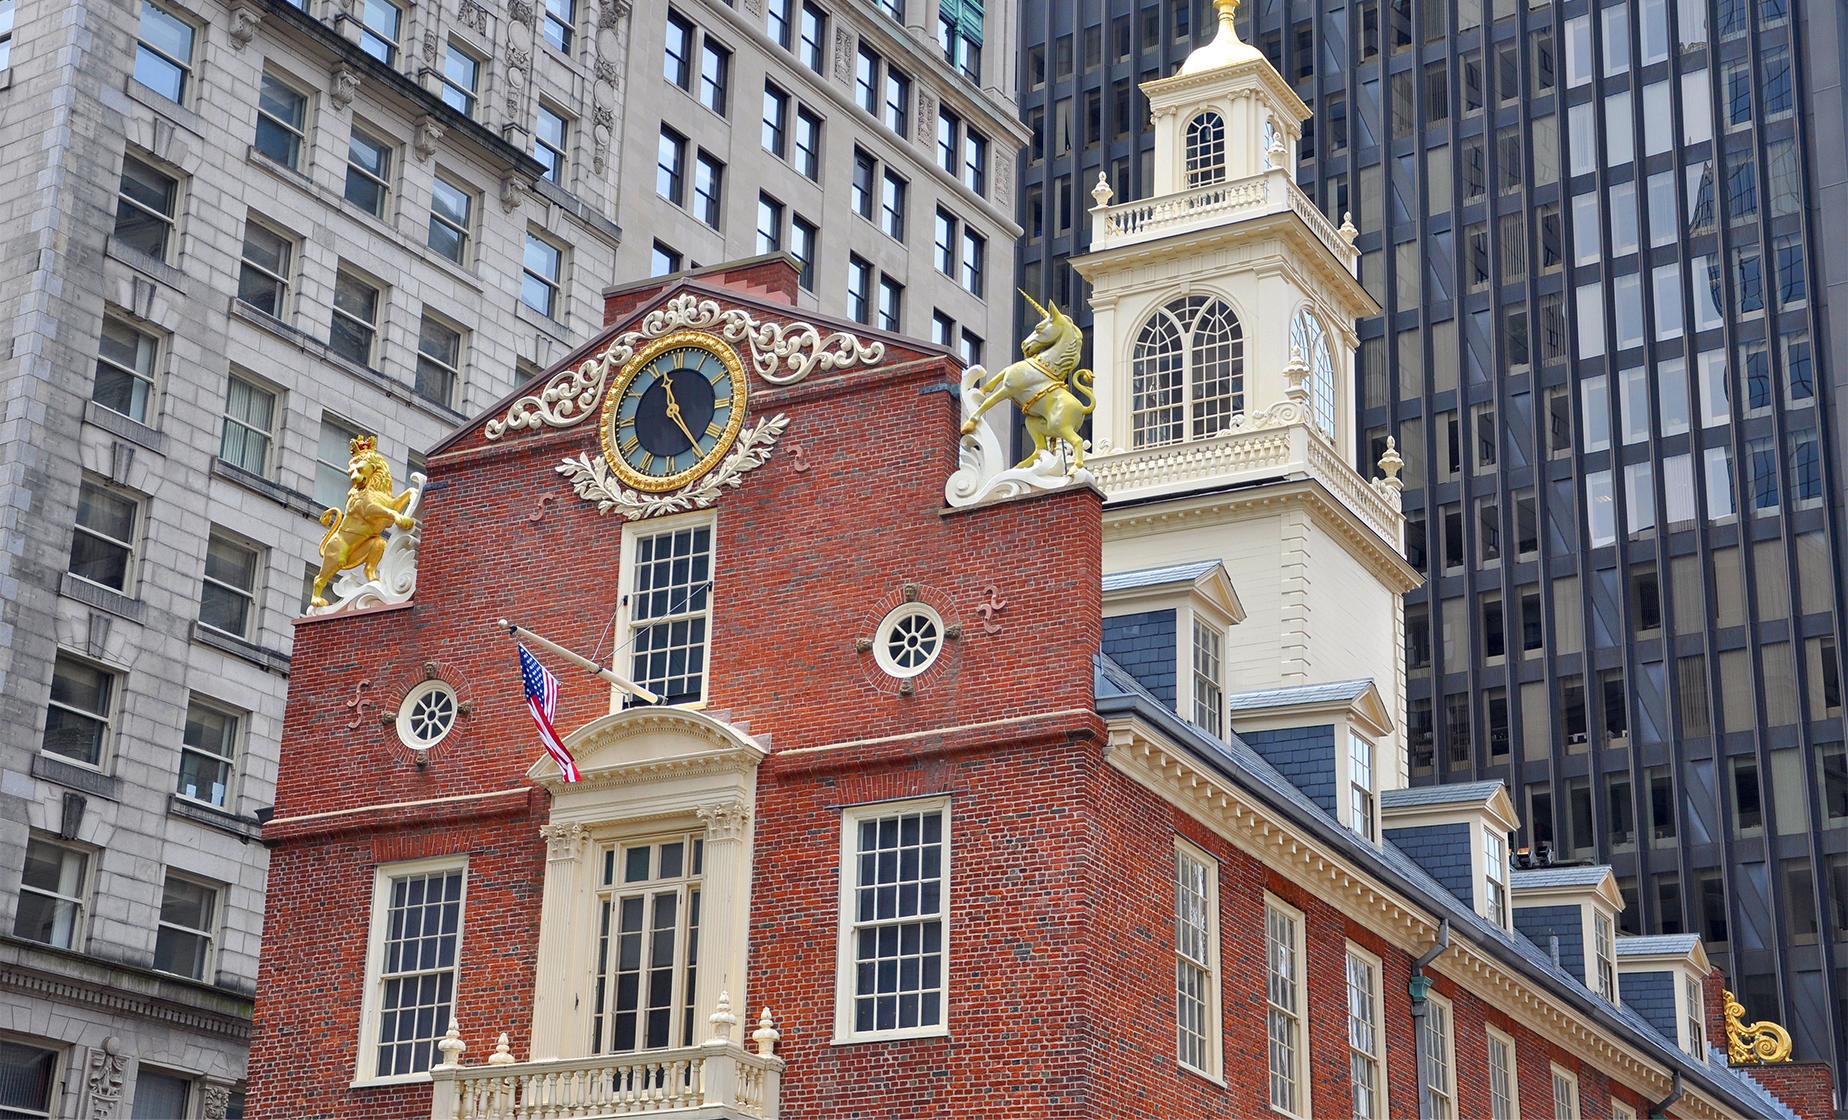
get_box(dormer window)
[1132,296,1244,448]
[1594,912,1617,1001]
[1684,975,1706,1058]
[1290,309,1337,438]
[1183,111,1227,187]
[1190,618,1224,736]
[1348,735,1376,841]
[1482,829,1509,926]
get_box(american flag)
[518,644,581,782]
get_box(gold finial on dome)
[1180,0,1264,74]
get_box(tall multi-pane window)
[755,194,784,255]
[238,220,293,317]
[415,316,463,409]
[882,67,911,135]
[880,170,907,240]
[115,155,178,260]
[43,654,115,767]
[70,478,138,593]
[767,0,791,45]
[330,269,382,367]
[962,130,988,195]
[1346,947,1384,1119]
[693,152,723,228]
[200,530,261,639]
[427,174,473,264]
[1191,619,1223,736]
[625,521,713,705]
[657,128,687,204]
[590,833,703,1053]
[934,209,957,274]
[93,316,158,423]
[1594,912,1617,1000]
[698,39,730,114]
[855,45,881,114]
[848,256,873,323]
[790,215,818,291]
[1349,735,1376,840]
[534,106,568,184]
[1487,1027,1519,1120]
[178,697,238,808]
[877,276,903,332]
[153,874,218,980]
[440,43,480,116]
[793,107,822,179]
[1291,310,1337,437]
[664,10,693,88]
[937,108,962,174]
[1684,976,1706,1056]
[254,72,308,167]
[1422,994,1456,1119]
[762,84,789,157]
[1173,843,1219,1077]
[1478,829,1508,925]
[522,233,564,319]
[1184,111,1227,186]
[542,0,573,52]
[851,148,877,218]
[363,863,466,1079]
[343,127,392,217]
[133,0,194,101]
[14,836,89,949]
[960,229,986,296]
[839,801,947,1038]
[1131,296,1244,446]
[1264,897,1306,1115]
[220,373,276,476]
[1552,1066,1581,1120]
[798,3,826,71]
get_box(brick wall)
[1747,1063,1837,1120]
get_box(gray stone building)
[0,0,1020,1111]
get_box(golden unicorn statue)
[311,435,418,608]
[960,290,1097,471]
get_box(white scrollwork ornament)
[945,365,1094,508]
[558,415,789,519]
[486,295,883,439]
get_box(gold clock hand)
[659,372,701,450]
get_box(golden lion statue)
[959,291,1097,471]
[311,435,417,608]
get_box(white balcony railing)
[1090,168,1358,274]
[429,998,783,1120]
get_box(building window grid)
[220,373,277,476]
[1484,828,1508,925]
[590,834,703,1054]
[1350,734,1376,840]
[357,0,402,63]
[427,174,473,265]
[343,127,393,218]
[1184,111,1227,186]
[93,316,158,423]
[1174,844,1218,1077]
[153,874,218,981]
[1346,947,1384,1119]
[134,0,195,102]
[14,836,89,949]
[1422,994,1456,1120]
[415,315,464,409]
[1132,297,1244,446]
[626,523,713,706]
[522,233,563,320]
[238,219,294,318]
[440,43,481,116]
[1191,619,1223,737]
[70,478,139,594]
[368,866,466,1079]
[255,72,308,167]
[1552,1066,1581,1120]
[178,697,239,809]
[330,269,383,367]
[115,155,178,261]
[535,106,568,184]
[200,530,261,639]
[1488,1028,1518,1120]
[842,802,948,1037]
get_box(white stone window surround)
[526,706,765,1063]
[833,795,952,1045]
[353,854,470,1087]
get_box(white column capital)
[696,800,752,842]
[539,820,589,860]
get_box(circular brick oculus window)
[397,680,459,748]
[874,604,944,680]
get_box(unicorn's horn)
[1019,288,1049,318]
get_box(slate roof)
[1378,780,1506,809]
[1223,679,1374,712]
[1093,653,1796,1120]
[1616,934,1704,958]
[1510,866,1617,891]
[1101,560,1225,593]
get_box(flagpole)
[496,619,660,704]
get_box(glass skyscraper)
[1017,0,1848,1083]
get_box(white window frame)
[330,266,384,368]
[833,796,950,1043]
[1481,825,1510,927]
[1348,734,1377,840]
[522,231,565,320]
[14,835,92,951]
[200,527,262,640]
[70,475,141,595]
[1345,942,1387,1119]
[1190,617,1224,738]
[616,510,716,709]
[152,871,220,981]
[0,1033,63,1118]
[354,856,469,1087]
[220,370,278,477]
[93,313,159,424]
[1487,1024,1520,1120]
[177,694,241,810]
[1264,893,1309,1117]
[1422,991,1457,1120]
[237,216,295,320]
[1682,974,1707,1059]
[427,171,475,266]
[1173,838,1221,1081]
[42,652,118,769]
[115,154,179,262]
[134,0,196,102]
[1551,1063,1582,1120]
[1613,1100,1639,1120]
[439,41,481,116]
[415,313,465,410]
[1593,910,1618,1002]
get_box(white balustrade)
[1091,169,1357,272]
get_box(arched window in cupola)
[1184,112,1228,187]
[1131,296,1245,448]
[1291,308,1337,438]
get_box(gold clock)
[598,330,750,493]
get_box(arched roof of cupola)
[526,705,768,792]
[1178,0,1266,76]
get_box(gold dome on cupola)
[1178,0,1266,75]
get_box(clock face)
[599,332,750,493]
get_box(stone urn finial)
[1090,171,1114,210]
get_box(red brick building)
[249,10,1827,1120]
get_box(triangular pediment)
[525,706,768,792]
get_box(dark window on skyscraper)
[1358,0,1379,60]
[1486,688,1510,758]
[1532,31,1555,94]
[1530,789,1556,849]
[1566,778,1594,855]
[1564,678,1588,743]
[1409,698,1435,772]
[1649,768,1677,843]
[1700,872,1729,944]
[1546,388,1573,458]
[1633,568,1662,632]
[1405,515,1428,572]
[1445,693,1471,765]
[1479,501,1501,566]
[1601,670,1628,740]
[1657,877,1683,935]
[1483,594,1506,658]
[1516,494,1539,557]
[1408,604,1432,668]
[1424,64,1449,124]
[1443,506,1464,571]
[1521,591,1544,652]
[1608,775,1635,850]
[1733,757,1764,833]
[1785,860,1818,943]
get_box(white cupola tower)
[1074,0,1424,787]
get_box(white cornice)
[1104,717,1742,1120]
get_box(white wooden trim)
[352,855,469,1088]
[615,508,719,712]
[1551,1062,1583,1120]
[1262,891,1310,1119]
[832,796,952,1044]
[1174,836,1224,1084]
[1344,940,1389,1118]
[1425,990,1458,1117]
[1486,1024,1521,1120]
